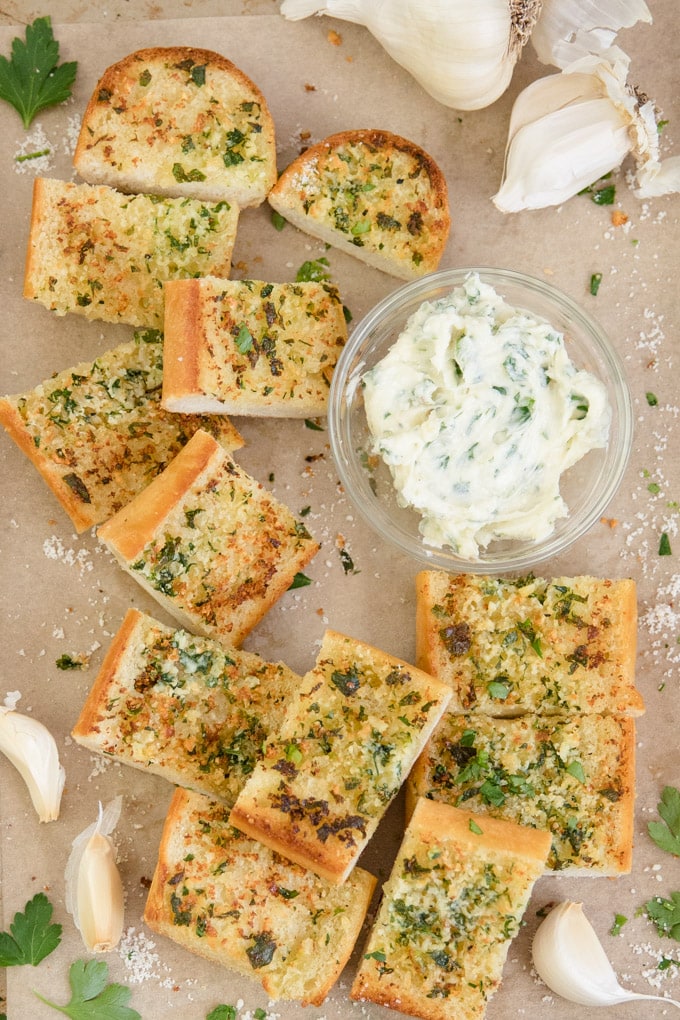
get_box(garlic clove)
[65,797,124,953]
[0,704,65,822]
[531,0,652,69]
[532,900,680,1009]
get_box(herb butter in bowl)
[328,268,633,573]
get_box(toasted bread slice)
[416,571,644,716]
[162,277,347,417]
[407,710,636,874]
[72,608,303,806]
[97,429,319,646]
[0,330,242,533]
[23,178,238,328]
[229,629,451,884]
[268,129,450,280]
[74,47,276,207]
[144,788,376,1005]
[351,797,550,1019]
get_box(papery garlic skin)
[0,704,65,822]
[531,0,652,69]
[280,0,542,111]
[65,797,124,953]
[493,47,680,212]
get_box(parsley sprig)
[0,893,61,967]
[35,959,141,1020]
[648,786,680,856]
[0,17,77,129]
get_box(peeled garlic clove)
[0,703,65,822]
[531,0,652,69]
[65,797,124,953]
[533,901,680,1009]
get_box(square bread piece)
[72,608,303,807]
[97,428,319,646]
[144,787,376,1006]
[406,710,636,874]
[162,277,348,417]
[23,177,239,328]
[268,129,450,281]
[351,797,550,1020]
[74,47,276,208]
[416,571,644,716]
[229,629,452,885]
[0,329,243,533]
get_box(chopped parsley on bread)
[0,329,243,533]
[229,629,452,884]
[23,178,239,328]
[416,571,644,716]
[74,47,276,208]
[97,429,319,646]
[407,710,636,874]
[144,787,376,1005]
[268,129,450,280]
[351,797,550,1018]
[162,276,348,417]
[72,608,302,806]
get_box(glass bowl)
[328,267,634,574]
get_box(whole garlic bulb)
[280,0,543,111]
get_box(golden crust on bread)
[97,429,319,646]
[268,129,450,280]
[144,788,376,1005]
[74,47,276,207]
[23,177,238,328]
[229,628,451,884]
[161,277,347,417]
[72,608,303,806]
[0,330,243,532]
[350,797,550,1019]
[407,710,636,874]
[416,571,644,716]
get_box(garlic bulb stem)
[531,0,652,69]
[0,704,65,822]
[533,901,680,1009]
[65,797,125,953]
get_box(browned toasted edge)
[617,578,644,716]
[143,785,189,931]
[71,607,143,742]
[614,715,637,875]
[97,427,219,561]
[414,570,440,677]
[0,395,95,532]
[162,278,204,409]
[22,176,48,301]
[414,796,553,863]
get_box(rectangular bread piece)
[0,329,243,532]
[144,787,377,1006]
[229,628,452,884]
[23,177,239,328]
[406,710,636,874]
[97,428,319,646]
[351,797,550,1020]
[162,276,348,417]
[72,608,303,806]
[416,571,644,716]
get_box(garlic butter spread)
[362,273,611,558]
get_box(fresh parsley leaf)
[644,892,680,941]
[288,572,312,590]
[35,959,141,1019]
[235,323,254,355]
[646,391,659,406]
[0,893,61,967]
[304,417,324,431]
[296,257,330,283]
[659,532,672,556]
[206,1008,237,1020]
[271,210,286,231]
[55,654,85,670]
[648,786,680,856]
[468,818,483,835]
[589,272,603,296]
[566,760,586,784]
[0,17,78,129]
[610,913,628,936]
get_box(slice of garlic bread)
[229,628,451,884]
[74,47,276,207]
[0,329,243,532]
[162,276,347,417]
[416,571,644,716]
[351,798,550,1019]
[97,429,319,646]
[268,129,450,280]
[407,710,636,874]
[23,177,238,328]
[144,788,376,1005]
[72,608,303,807]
